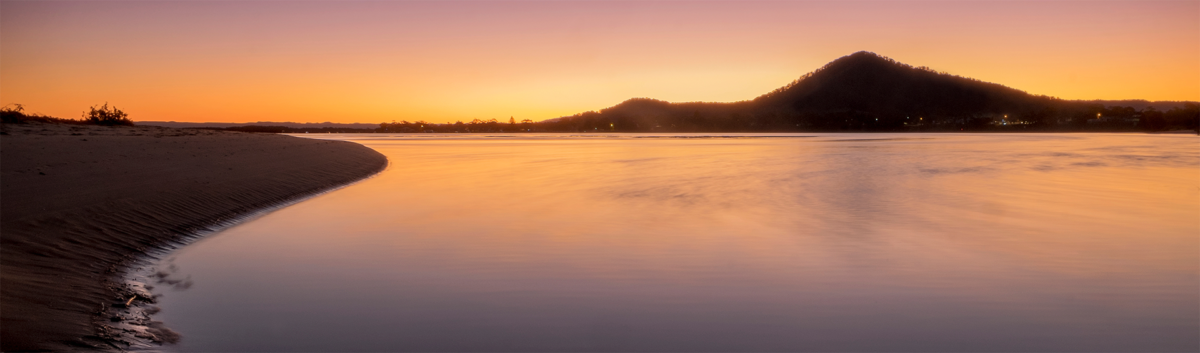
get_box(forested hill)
[534,51,1198,132]
[752,51,1050,119]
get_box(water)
[149,133,1198,352]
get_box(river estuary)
[148,133,1198,351]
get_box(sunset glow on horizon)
[2,1,1197,124]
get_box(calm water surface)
[151,133,1198,352]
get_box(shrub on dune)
[83,103,133,126]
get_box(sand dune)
[0,123,387,351]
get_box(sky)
[2,1,1197,124]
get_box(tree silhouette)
[83,103,132,126]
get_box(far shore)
[135,120,1199,135]
[0,122,387,351]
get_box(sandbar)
[0,123,386,351]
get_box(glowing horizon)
[2,1,1197,124]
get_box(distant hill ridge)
[753,51,1044,115]
[540,51,1197,132]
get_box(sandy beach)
[0,122,387,351]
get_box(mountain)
[540,51,1197,132]
[753,51,1046,117]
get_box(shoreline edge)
[1,123,388,351]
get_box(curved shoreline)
[114,167,386,350]
[0,123,387,351]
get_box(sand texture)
[1,123,387,351]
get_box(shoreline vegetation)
[0,119,387,351]
[141,97,1200,135]
[2,103,134,127]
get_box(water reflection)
[153,133,1198,352]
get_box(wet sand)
[0,123,387,351]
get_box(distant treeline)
[528,100,1198,133]
[191,126,378,134]
[377,117,536,133]
[360,102,1197,134]
[139,121,379,130]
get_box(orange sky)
[2,1,1197,124]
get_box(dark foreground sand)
[1,123,387,351]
